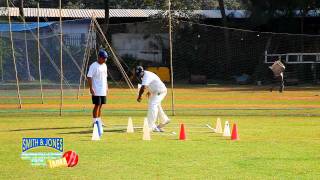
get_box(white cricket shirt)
[87,62,108,96]
[141,71,166,94]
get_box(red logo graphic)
[63,150,79,167]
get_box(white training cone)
[215,117,223,133]
[127,117,134,133]
[92,123,100,141]
[223,121,231,137]
[142,118,151,141]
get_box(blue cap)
[98,49,108,59]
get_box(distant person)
[87,49,108,126]
[136,66,170,132]
[269,59,285,92]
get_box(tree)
[218,0,232,74]
[241,0,320,33]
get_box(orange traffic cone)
[231,123,239,140]
[179,124,186,140]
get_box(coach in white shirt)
[136,66,170,132]
[87,49,108,126]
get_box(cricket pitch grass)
[0,85,319,179]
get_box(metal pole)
[59,0,63,116]
[19,0,31,81]
[168,0,175,115]
[82,39,93,96]
[7,0,22,109]
[37,2,44,104]
[24,23,31,81]
[77,20,93,100]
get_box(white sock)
[96,117,103,135]
[92,118,98,123]
[98,117,104,125]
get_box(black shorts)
[92,96,106,105]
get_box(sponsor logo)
[21,138,63,166]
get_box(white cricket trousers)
[147,90,169,129]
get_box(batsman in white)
[136,66,170,132]
[87,49,108,127]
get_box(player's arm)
[87,64,95,96]
[87,77,95,96]
[106,66,108,95]
[137,85,146,102]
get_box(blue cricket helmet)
[98,49,108,59]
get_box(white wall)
[112,33,168,63]
[62,23,90,34]
[52,22,92,47]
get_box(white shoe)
[98,119,106,127]
[164,120,170,125]
[101,122,106,127]
[91,120,106,128]
[152,127,162,132]
[156,125,165,132]
[157,120,170,129]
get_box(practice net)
[1,18,320,116]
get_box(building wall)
[62,23,90,34]
[51,21,92,47]
[112,33,168,63]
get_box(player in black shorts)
[87,49,109,127]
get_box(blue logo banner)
[22,138,63,152]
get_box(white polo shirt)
[141,71,166,94]
[87,62,108,96]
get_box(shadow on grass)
[59,129,127,134]
[8,126,88,132]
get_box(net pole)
[7,1,22,109]
[168,0,175,116]
[77,18,93,100]
[18,1,32,82]
[59,0,63,116]
[0,32,3,82]
[77,38,89,99]
[37,2,44,104]
[82,36,93,96]
[24,22,31,81]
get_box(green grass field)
[0,85,320,179]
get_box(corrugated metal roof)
[0,7,252,19]
[0,7,162,18]
[2,7,319,19]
